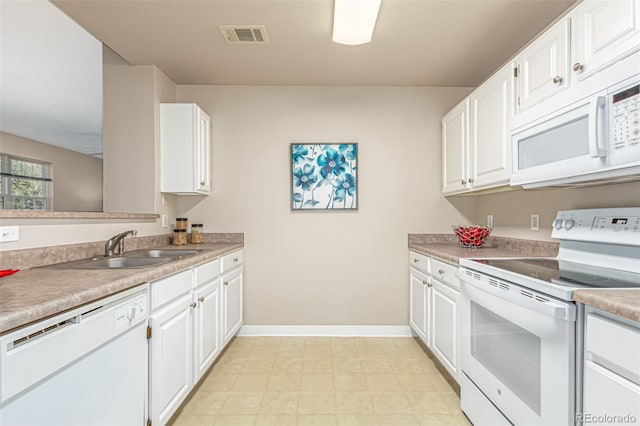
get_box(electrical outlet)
[161,214,168,228]
[531,213,540,231]
[0,226,19,242]
[487,214,494,228]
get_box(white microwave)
[511,77,640,188]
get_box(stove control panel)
[551,207,640,246]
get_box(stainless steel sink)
[125,249,203,258]
[67,256,174,269]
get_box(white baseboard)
[237,325,413,337]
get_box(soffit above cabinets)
[52,0,576,87]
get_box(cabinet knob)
[438,269,444,275]
[572,62,583,72]
[461,179,467,185]
[422,280,428,286]
[468,178,474,184]
[413,258,419,263]
[198,297,205,303]
[200,181,206,186]
[190,302,197,309]
[552,75,563,84]
[223,281,229,286]
[427,283,432,288]
[233,258,239,262]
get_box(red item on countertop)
[0,269,19,278]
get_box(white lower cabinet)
[582,308,640,424]
[431,278,459,379]
[148,252,244,425]
[409,251,460,382]
[149,271,194,426]
[221,250,244,346]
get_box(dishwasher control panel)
[114,295,147,332]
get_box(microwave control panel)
[611,83,640,151]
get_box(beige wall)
[176,85,475,326]
[0,132,102,211]
[474,181,640,241]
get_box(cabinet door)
[572,0,640,81]
[583,361,640,422]
[149,294,193,426]
[469,65,513,189]
[516,19,569,113]
[409,268,430,345]
[194,280,221,382]
[196,108,211,193]
[431,279,459,380]
[442,99,469,194]
[222,268,243,345]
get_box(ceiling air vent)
[220,25,269,44]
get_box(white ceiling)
[53,0,577,87]
[0,0,103,156]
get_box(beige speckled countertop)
[408,234,639,322]
[573,290,640,323]
[0,242,242,334]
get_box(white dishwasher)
[0,284,149,426]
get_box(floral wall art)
[291,143,358,210]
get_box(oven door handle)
[460,276,576,322]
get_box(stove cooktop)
[459,257,640,301]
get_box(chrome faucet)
[104,230,137,257]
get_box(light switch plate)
[0,226,19,242]
[161,214,168,228]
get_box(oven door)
[460,277,576,425]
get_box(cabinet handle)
[438,269,444,275]
[461,179,467,185]
[413,258,419,263]
[198,297,205,303]
[223,281,229,286]
[572,62,583,72]
[422,280,428,286]
[190,302,197,309]
[233,258,239,262]
[552,75,563,84]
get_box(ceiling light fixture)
[332,0,382,45]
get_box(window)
[0,154,52,210]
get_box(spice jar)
[173,229,187,245]
[175,218,188,230]
[191,224,203,244]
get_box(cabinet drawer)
[221,250,243,274]
[409,251,430,274]
[194,258,220,288]
[150,270,193,311]
[586,313,640,381]
[431,258,459,290]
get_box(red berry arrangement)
[452,225,492,248]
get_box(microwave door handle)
[588,96,608,158]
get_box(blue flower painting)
[291,143,358,210]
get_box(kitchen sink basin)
[125,249,203,258]
[66,256,174,269]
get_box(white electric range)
[457,207,640,426]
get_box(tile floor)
[171,337,470,426]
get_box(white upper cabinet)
[572,0,640,82]
[515,19,570,113]
[442,63,512,195]
[469,65,513,189]
[442,99,469,194]
[161,103,211,195]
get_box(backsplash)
[1,233,244,270]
